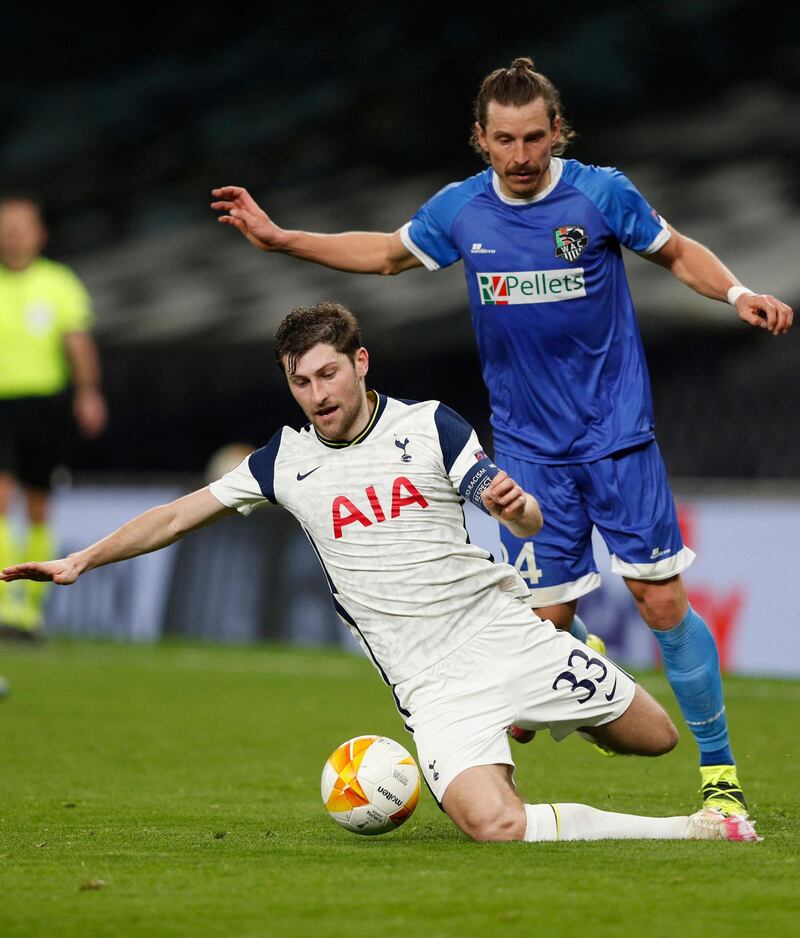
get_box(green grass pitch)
[0,639,797,937]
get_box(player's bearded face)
[477,99,560,200]
[285,345,371,442]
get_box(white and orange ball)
[321,735,420,835]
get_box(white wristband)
[727,285,755,306]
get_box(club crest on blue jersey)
[395,437,412,462]
[553,225,589,262]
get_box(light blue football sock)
[570,614,589,643]
[651,605,734,766]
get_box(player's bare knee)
[626,577,687,631]
[446,789,527,842]
[649,715,679,755]
[663,720,679,753]
[602,685,678,756]
[458,804,526,842]
[641,594,683,630]
[633,705,679,755]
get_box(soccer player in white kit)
[0,303,757,844]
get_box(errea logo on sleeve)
[476,269,586,305]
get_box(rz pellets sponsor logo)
[477,269,586,305]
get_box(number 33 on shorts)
[552,647,617,704]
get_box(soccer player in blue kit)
[210,58,793,814]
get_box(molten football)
[321,735,421,835]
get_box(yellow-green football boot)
[700,764,748,817]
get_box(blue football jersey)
[401,157,671,463]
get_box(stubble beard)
[312,384,368,442]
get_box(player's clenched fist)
[481,470,524,518]
[210,186,286,252]
[481,470,543,538]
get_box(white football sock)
[524,803,689,841]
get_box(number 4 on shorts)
[513,541,542,586]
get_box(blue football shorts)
[494,441,695,606]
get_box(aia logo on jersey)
[331,477,429,539]
[553,225,588,262]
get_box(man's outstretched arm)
[210,185,422,275]
[647,224,794,336]
[0,488,233,585]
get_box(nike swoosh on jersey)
[604,677,618,702]
[296,467,321,481]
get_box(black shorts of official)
[0,392,73,490]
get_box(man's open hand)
[1,559,80,585]
[210,186,286,252]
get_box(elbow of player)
[164,507,189,542]
[378,251,415,276]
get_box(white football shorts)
[393,597,636,803]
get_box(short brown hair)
[470,56,576,160]
[275,301,362,374]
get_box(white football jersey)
[209,392,529,684]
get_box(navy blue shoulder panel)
[247,428,282,504]
[434,403,474,474]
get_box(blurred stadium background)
[3,1,799,671]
